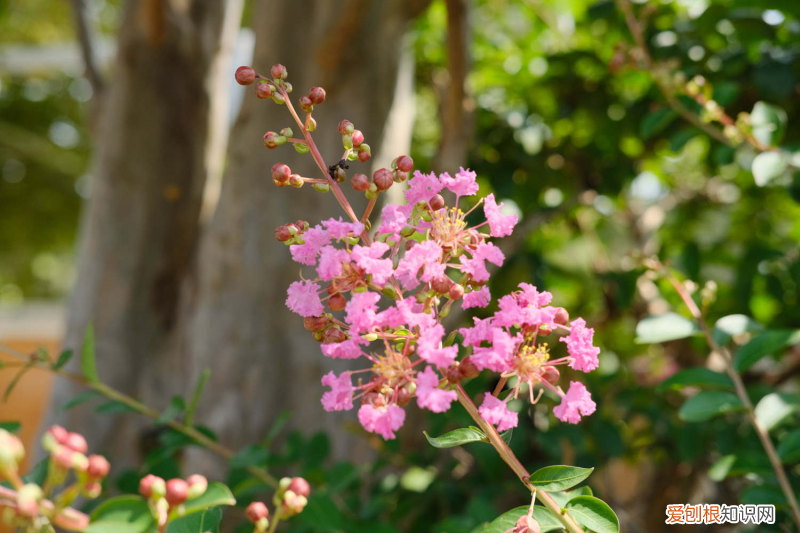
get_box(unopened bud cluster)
[245,477,310,532]
[138,473,209,528]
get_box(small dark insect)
[328,159,349,180]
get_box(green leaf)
[547,486,593,508]
[51,349,74,370]
[777,429,800,463]
[1,458,49,489]
[708,453,773,481]
[733,329,800,372]
[3,361,34,402]
[95,401,139,414]
[755,393,800,431]
[740,485,787,508]
[500,428,513,446]
[750,101,787,147]
[528,465,593,492]
[640,108,678,139]
[481,506,564,533]
[565,496,620,533]
[635,313,699,344]
[82,323,99,383]
[156,396,186,425]
[678,391,744,422]
[61,390,101,411]
[230,445,269,469]
[712,314,763,346]
[167,507,222,533]
[657,368,733,392]
[0,421,21,433]
[752,151,788,187]
[182,482,235,516]
[85,496,155,533]
[185,369,210,427]
[423,427,487,448]
[296,494,344,532]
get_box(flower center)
[430,207,467,247]
[515,342,550,380]
[372,350,412,385]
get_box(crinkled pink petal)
[553,381,596,424]
[462,286,491,309]
[344,292,380,333]
[322,217,365,239]
[289,226,330,265]
[351,242,394,285]
[560,318,600,373]
[517,283,553,307]
[440,167,479,197]
[396,241,444,289]
[358,404,406,440]
[317,246,350,281]
[417,323,458,368]
[459,316,496,346]
[479,394,518,432]
[321,371,354,412]
[415,366,457,413]
[458,242,504,282]
[494,294,558,329]
[471,328,518,373]
[321,337,366,359]
[285,280,324,317]
[375,298,436,330]
[377,204,413,238]
[405,170,444,205]
[484,193,518,238]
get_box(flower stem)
[454,386,587,533]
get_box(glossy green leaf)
[51,349,73,370]
[528,465,593,492]
[640,108,678,139]
[733,329,800,372]
[481,505,564,533]
[61,390,101,411]
[95,400,139,414]
[708,453,772,481]
[635,313,699,344]
[777,429,800,463]
[85,496,155,533]
[182,482,236,516]
[711,314,762,346]
[82,322,99,383]
[754,393,800,431]
[740,485,787,508]
[156,396,186,424]
[657,368,733,392]
[0,421,21,433]
[565,496,620,533]
[547,486,593,508]
[500,428,513,445]
[678,391,744,422]
[752,151,788,187]
[423,427,487,448]
[167,507,222,533]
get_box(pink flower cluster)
[281,168,601,440]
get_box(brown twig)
[69,0,104,95]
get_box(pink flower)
[440,167,479,197]
[351,242,394,285]
[415,366,457,413]
[321,338,365,359]
[317,246,349,280]
[358,404,406,440]
[285,280,324,317]
[395,241,444,289]
[405,170,444,205]
[553,381,596,424]
[377,204,412,238]
[322,217,365,239]
[321,371,354,412]
[345,292,380,333]
[458,242,505,282]
[479,394,518,432]
[483,194,518,238]
[290,226,330,265]
[377,298,436,330]
[471,328,517,372]
[417,323,458,368]
[459,316,496,346]
[462,286,491,309]
[494,294,557,329]
[517,283,552,307]
[560,318,600,373]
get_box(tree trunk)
[179,0,430,470]
[43,0,236,467]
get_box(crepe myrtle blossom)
[244,63,600,441]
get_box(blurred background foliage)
[2,0,800,531]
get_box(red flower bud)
[263,131,278,149]
[139,474,165,499]
[186,474,208,499]
[357,144,371,162]
[393,169,408,183]
[286,477,311,498]
[372,168,393,192]
[351,173,370,191]
[275,225,293,242]
[431,276,453,294]
[448,284,464,300]
[351,130,364,148]
[65,432,88,454]
[328,293,346,312]
[53,447,76,470]
[270,64,287,80]
[165,478,189,506]
[459,356,480,379]
[303,316,328,332]
[554,308,569,326]
[429,194,445,210]
[514,515,541,533]
[296,220,309,231]
[322,327,347,344]
[289,174,304,188]
[48,425,69,446]
[541,366,560,385]
[537,324,552,337]
[255,82,273,99]
[396,155,414,172]
[445,365,463,385]
[86,455,110,478]
[396,387,413,407]
[235,66,256,85]
[338,120,354,135]
[298,96,314,113]
[308,87,326,105]
[246,501,269,523]
[272,163,291,185]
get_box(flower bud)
[459,356,480,379]
[373,168,393,192]
[338,120,355,135]
[83,480,102,499]
[246,501,269,523]
[554,308,569,326]
[396,387,413,407]
[186,474,208,500]
[541,366,560,385]
[139,474,166,499]
[445,365,463,385]
[309,87,326,105]
[351,130,364,148]
[271,163,291,185]
[289,174,304,188]
[313,182,330,193]
[275,225,295,242]
[429,194,445,210]
[271,92,286,105]
[393,169,408,183]
[304,316,328,332]
[306,117,317,132]
[294,143,310,154]
[0,430,24,469]
[87,455,110,479]
[263,131,278,149]
[365,184,378,200]
[284,82,292,93]
[396,155,414,172]
[271,64,287,80]
[514,515,541,533]
[165,478,189,506]
[357,144,371,162]
[255,82,273,99]
[298,96,314,113]
[328,293,346,312]
[537,323,552,337]
[235,66,256,85]
[448,283,464,300]
[47,425,69,446]
[431,276,453,294]
[342,134,353,150]
[322,328,347,344]
[65,432,88,454]
[286,477,311,498]
[335,167,347,183]
[16,484,43,518]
